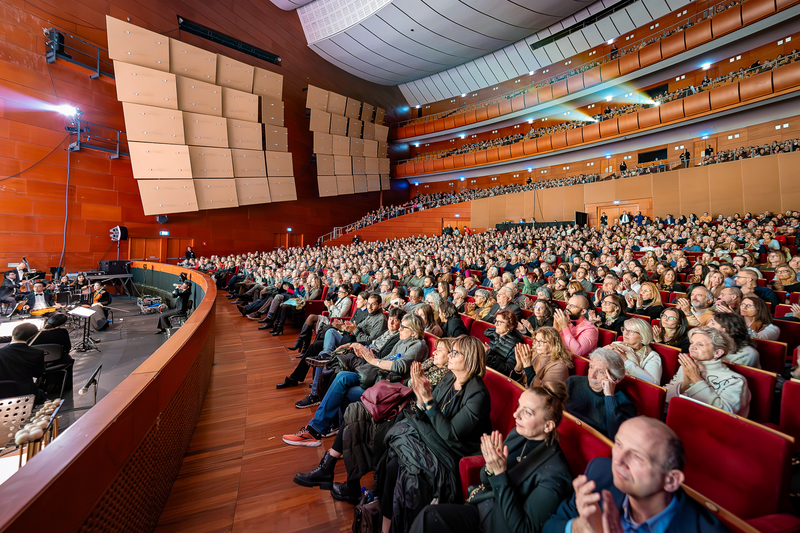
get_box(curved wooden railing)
[0,262,217,533]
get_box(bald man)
[554,294,598,357]
[544,417,729,533]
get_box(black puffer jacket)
[485,328,525,378]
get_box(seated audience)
[652,308,691,352]
[514,326,573,387]
[416,304,444,337]
[625,281,664,319]
[706,312,760,368]
[739,296,780,340]
[555,295,598,357]
[439,301,468,337]
[586,294,627,335]
[0,323,45,397]
[606,317,662,384]
[484,309,526,378]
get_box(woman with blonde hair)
[704,270,725,299]
[605,317,662,384]
[513,326,574,387]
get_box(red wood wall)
[0,0,411,272]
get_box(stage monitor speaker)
[110,226,128,241]
[98,260,130,275]
[575,211,589,227]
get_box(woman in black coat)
[376,335,492,533]
[440,301,469,337]
[586,294,627,336]
[410,382,574,533]
[484,309,526,379]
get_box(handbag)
[361,380,413,422]
[352,492,381,533]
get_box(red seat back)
[483,368,524,435]
[597,328,617,347]
[778,379,800,452]
[319,285,329,301]
[652,343,681,385]
[572,354,590,376]
[753,338,786,374]
[554,300,567,310]
[469,320,492,344]
[460,313,474,332]
[775,304,791,317]
[666,397,793,520]
[724,362,776,424]
[424,332,438,357]
[629,313,652,324]
[558,413,613,477]
[616,375,666,419]
[521,309,533,320]
[775,318,800,359]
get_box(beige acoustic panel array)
[316,154,335,175]
[350,138,365,157]
[235,177,271,205]
[175,75,221,116]
[306,85,328,111]
[361,102,374,123]
[268,177,297,202]
[313,132,333,155]
[123,103,184,144]
[330,115,348,136]
[265,125,288,152]
[216,54,254,92]
[261,96,284,127]
[378,158,390,174]
[374,124,389,142]
[334,155,352,175]
[332,135,350,156]
[188,146,233,177]
[266,151,293,177]
[363,139,378,158]
[231,148,266,177]
[128,142,192,179]
[183,112,228,148]
[309,108,331,134]
[253,67,283,101]
[352,156,366,175]
[138,179,198,215]
[366,174,380,191]
[227,118,263,150]
[317,175,338,197]
[221,87,259,123]
[378,141,388,158]
[169,39,216,83]
[348,119,363,139]
[362,122,376,141]
[114,61,178,109]
[194,178,239,210]
[365,157,379,174]
[106,16,169,72]
[375,107,385,125]
[353,174,368,193]
[336,175,355,195]
[380,174,391,190]
[345,98,361,120]
[327,91,346,116]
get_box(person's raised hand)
[601,379,616,397]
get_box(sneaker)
[307,352,332,367]
[322,426,339,438]
[282,426,321,447]
[295,394,321,409]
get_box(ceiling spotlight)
[461,93,466,97]
[605,96,612,102]
[459,176,465,181]
[415,104,420,108]
[56,104,80,117]
[702,62,711,70]
[529,71,535,75]
[607,39,614,45]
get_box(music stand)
[69,307,100,352]
[0,318,44,337]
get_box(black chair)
[168,299,194,329]
[0,380,23,400]
[38,344,71,399]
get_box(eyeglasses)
[448,348,463,358]
[534,339,547,346]
[398,324,408,330]
[495,319,508,325]
[661,315,678,321]
[740,303,755,309]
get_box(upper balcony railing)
[393,0,780,136]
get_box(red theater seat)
[483,368,523,435]
[766,378,800,452]
[424,332,438,355]
[558,413,613,478]
[652,343,680,385]
[460,313,474,332]
[774,318,800,361]
[597,328,617,347]
[616,375,666,419]
[469,319,492,343]
[573,354,590,376]
[753,338,787,374]
[724,362,776,424]
[666,397,798,529]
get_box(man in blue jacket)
[544,417,728,533]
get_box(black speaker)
[575,211,589,227]
[156,215,169,224]
[98,260,130,275]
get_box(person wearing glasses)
[706,313,760,368]
[652,308,691,352]
[605,318,662,385]
[769,265,800,293]
[734,268,780,308]
[520,299,555,336]
[586,294,627,336]
[554,294,598,357]
[738,296,780,340]
[282,313,427,447]
[564,348,636,438]
[514,326,573,388]
[484,309,526,379]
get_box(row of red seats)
[395,0,796,141]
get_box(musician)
[30,314,74,392]
[91,283,112,307]
[156,281,191,334]
[14,262,28,285]
[72,273,90,291]
[23,281,55,313]
[0,271,19,311]
[78,285,93,307]
[0,323,45,398]
[48,275,71,293]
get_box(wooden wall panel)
[742,156,780,214]
[505,194,524,221]
[0,1,408,271]
[583,181,615,204]
[562,186,585,219]
[471,198,490,229]
[678,167,711,215]
[616,175,652,201]
[777,151,800,210]
[542,188,564,222]
[708,161,744,215]
[651,171,680,218]
[487,196,507,225]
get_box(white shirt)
[33,292,47,310]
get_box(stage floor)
[0,296,169,430]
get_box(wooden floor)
[154,294,354,533]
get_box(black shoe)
[293,450,337,489]
[226,294,235,299]
[258,322,273,330]
[322,425,339,438]
[295,393,320,409]
[330,481,361,504]
[307,352,332,367]
[271,327,283,336]
[276,377,301,389]
[289,324,312,351]
[237,304,247,317]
